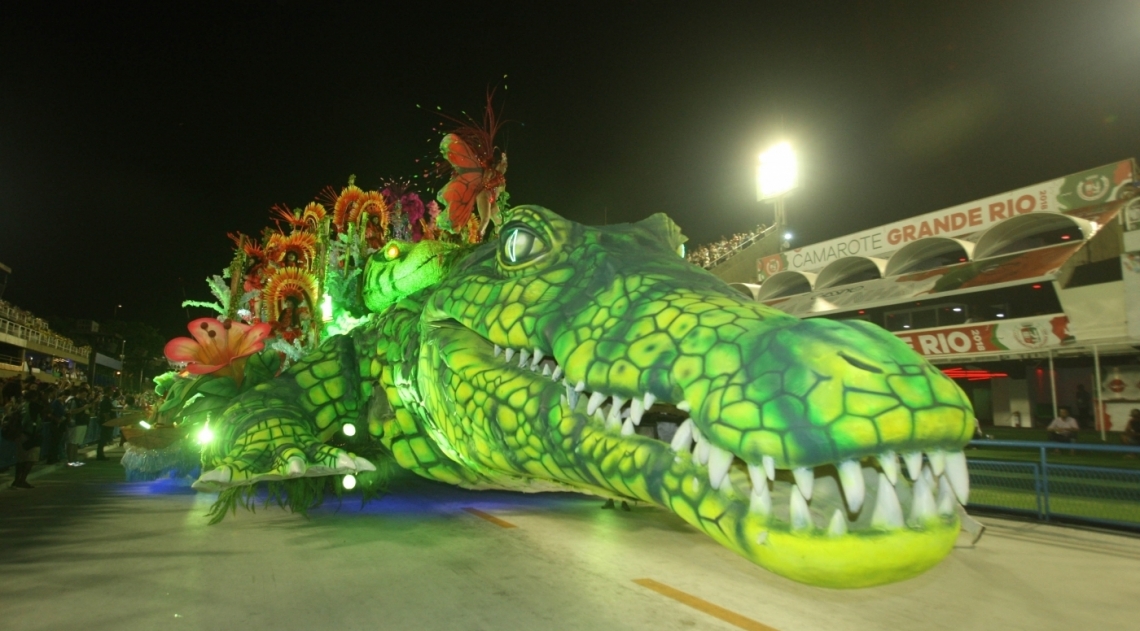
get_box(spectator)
[2,375,21,405]
[96,388,115,461]
[65,387,91,466]
[1047,406,1079,455]
[43,386,67,464]
[1122,409,1140,458]
[9,389,43,489]
[85,387,102,453]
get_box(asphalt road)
[1,454,1137,631]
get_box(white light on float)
[342,423,356,437]
[197,423,215,445]
[342,474,357,490]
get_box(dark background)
[1,1,1138,338]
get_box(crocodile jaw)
[420,321,968,588]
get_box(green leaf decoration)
[241,349,282,392]
[196,377,239,398]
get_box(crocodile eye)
[500,225,546,264]
[384,243,401,261]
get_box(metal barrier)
[0,317,91,358]
[967,439,1140,529]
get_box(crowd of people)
[0,299,90,356]
[685,223,769,269]
[0,375,133,489]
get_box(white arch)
[729,283,762,300]
[756,271,816,301]
[973,212,1092,260]
[814,256,888,290]
[885,237,975,276]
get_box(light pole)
[757,142,798,247]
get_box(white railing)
[0,316,91,358]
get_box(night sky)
[2,1,1139,338]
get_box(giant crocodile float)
[180,205,973,588]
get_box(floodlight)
[757,142,797,201]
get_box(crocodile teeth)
[542,364,552,377]
[878,451,899,485]
[518,349,530,368]
[921,464,935,491]
[694,431,711,465]
[676,400,691,412]
[504,348,515,362]
[927,449,946,477]
[747,463,766,493]
[621,418,635,436]
[670,419,694,452]
[827,509,848,537]
[936,474,956,516]
[353,457,376,472]
[586,392,606,416]
[643,392,656,410]
[493,345,502,358]
[837,459,865,513]
[762,455,776,481]
[902,451,922,480]
[531,349,543,369]
[749,471,771,516]
[909,467,937,527]
[792,467,814,501]
[629,398,644,426]
[607,397,625,424]
[708,445,733,490]
[574,380,586,393]
[790,486,813,531]
[336,452,357,471]
[945,450,970,504]
[604,407,621,431]
[564,384,579,409]
[871,473,904,529]
[551,366,563,381]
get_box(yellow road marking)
[633,578,780,631]
[462,507,517,528]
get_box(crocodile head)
[414,205,973,588]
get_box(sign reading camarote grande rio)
[758,160,1137,281]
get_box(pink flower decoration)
[164,318,272,381]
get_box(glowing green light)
[197,424,215,445]
[321,293,334,322]
[342,474,357,490]
[138,420,152,430]
[342,423,356,437]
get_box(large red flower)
[164,318,272,382]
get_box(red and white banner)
[758,159,1136,280]
[895,314,1074,358]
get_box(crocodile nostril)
[839,351,882,374]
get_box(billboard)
[895,315,1074,359]
[758,159,1137,281]
[764,240,1084,317]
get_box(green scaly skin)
[192,206,974,588]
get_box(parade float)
[129,101,974,588]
